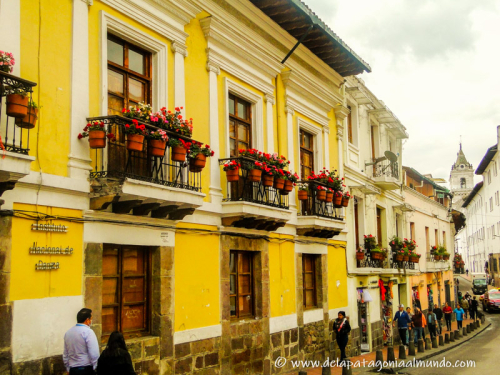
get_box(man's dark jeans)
[398,328,408,346]
[69,366,95,375]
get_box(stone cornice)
[80,0,93,5]
[404,185,449,212]
[171,41,188,57]
[265,93,275,105]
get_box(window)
[229,94,252,156]
[302,254,318,309]
[460,178,466,188]
[425,227,430,251]
[354,198,360,249]
[435,229,438,246]
[488,170,492,184]
[494,162,498,177]
[300,129,314,179]
[443,231,446,247]
[347,105,353,144]
[102,245,150,340]
[496,191,499,206]
[490,197,493,212]
[229,251,253,319]
[410,222,415,241]
[376,207,383,247]
[107,34,151,115]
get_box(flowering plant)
[265,153,289,169]
[410,252,421,258]
[188,142,214,158]
[343,191,351,198]
[148,129,168,141]
[271,167,286,178]
[317,185,327,191]
[261,163,274,176]
[364,234,377,247]
[78,120,115,140]
[122,102,152,121]
[247,161,266,170]
[334,190,342,197]
[284,170,300,183]
[356,246,364,253]
[223,160,240,171]
[164,107,192,137]
[124,119,147,136]
[0,51,15,73]
[298,183,309,191]
[239,148,260,158]
[403,238,416,250]
[167,137,191,149]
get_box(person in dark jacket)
[411,307,424,344]
[97,331,136,375]
[333,311,351,361]
[433,304,443,335]
[470,297,479,320]
[393,304,411,347]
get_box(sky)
[303,0,500,184]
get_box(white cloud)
[304,0,500,183]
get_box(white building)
[449,145,474,211]
[460,126,500,278]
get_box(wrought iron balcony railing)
[88,116,201,192]
[0,71,37,155]
[298,180,344,221]
[218,157,289,209]
[357,248,418,270]
[374,159,399,179]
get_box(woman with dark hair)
[97,331,136,374]
[333,311,351,362]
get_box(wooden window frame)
[102,245,151,342]
[299,129,315,179]
[229,250,254,320]
[229,94,252,157]
[376,207,383,247]
[302,254,317,309]
[107,34,152,115]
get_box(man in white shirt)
[63,308,99,374]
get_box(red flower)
[210,151,214,156]
[125,124,130,128]
[132,119,138,125]
[78,133,83,139]
[100,123,104,128]
[205,145,210,148]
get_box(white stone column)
[285,102,296,209]
[334,105,350,178]
[67,0,93,179]
[265,93,275,154]
[171,42,187,115]
[323,126,330,171]
[207,60,222,204]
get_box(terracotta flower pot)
[126,134,145,152]
[171,145,187,161]
[443,255,450,261]
[395,254,403,262]
[410,257,419,263]
[333,195,342,206]
[88,130,106,149]
[149,139,167,157]
[281,180,293,194]
[273,177,285,190]
[317,190,327,201]
[326,191,334,202]
[403,255,409,262]
[15,107,38,129]
[248,169,262,182]
[371,251,383,260]
[434,255,442,261]
[298,190,308,200]
[262,174,273,187]
[342,196,350,207]
[226,169,239,182]
[6,94,28,118]
[189,153,206,172]
[356,252,365,260]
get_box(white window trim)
[223,77,264,157]
[296,117,323,179]
[99,11,168,116]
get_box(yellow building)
[0,0,373,374]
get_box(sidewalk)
[296,317,482,375]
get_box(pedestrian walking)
[443,302,453,331]
[393,304,411,347]
[433,304,443,335]
[466,269,469,276]
[96,331,136,375]
[333,311,351,361]
[427,310,437,338]
[411,307,424,344]
[405,307,413,343]
[461,298,469,319]
[63,308,99,375]
[470,296,478,321]
[453,304,465,329]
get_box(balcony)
[88,116,204,220]
[296,180,345,238]
[373,159,400,190]
[0,71,37,206]
[356,248,419,271]
[426,254,451,271]
[218,156,291,230]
